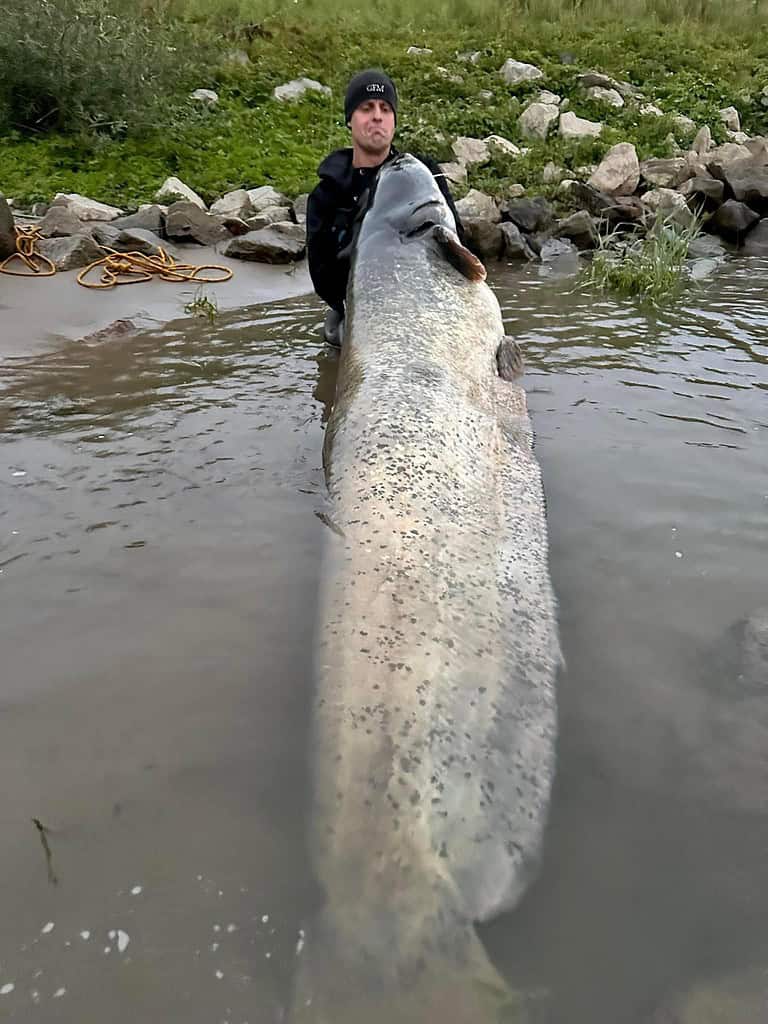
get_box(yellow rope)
[0,225,233,288]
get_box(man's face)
[349,99,395,157]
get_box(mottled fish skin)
[294,155,561,1023]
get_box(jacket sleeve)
[416,155,466,244]
[306,181,348,314]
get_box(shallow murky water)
[1,256,767,1022]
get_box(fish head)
[356,153,486,282]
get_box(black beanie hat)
[344,69,398,125]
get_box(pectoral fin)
[496,336,525,381]
[432,225,487,283]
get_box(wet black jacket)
[306,146,464,315]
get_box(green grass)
[1,1,768,209]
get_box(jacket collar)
[317,145,400,188]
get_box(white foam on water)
[53,988,66,999]
[80,931,90,941]
[0,984,14,996]
[130,886,143,896]
[226,924,237,933]
[117,931,130,953]
[41,922,54,934]
[215,970,224,980]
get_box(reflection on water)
[1,256,767,1022]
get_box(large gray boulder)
[500,222,537,261]
[92,225,163,256]
[499,59,544,86]
[51,192,124,221]
[37,206,88,239]
[155,177,206,210]
[708,199,760,241]
[452,136,490,166]
[500,196,554,234]
[678,176,725,209]
[0,193,15,258]
[37,234,104,271]
[567,182,644,223]
[273,78,331,102]
[292,194,309,226]
[641,188,693,228]
[112,206,165,234]
[586,85,624,108]
[210,189,255,220]
[165,202,229,245]
[559,112,602,139]
[455,189,500,223]
[553,210,598,249]
[640,157,693,189]
[588,142,640,195]
[247,186,290,213]
[742,218,768,255]
[723,168,768,214]
[224,228,305,263]
[518,102,559,140]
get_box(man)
[307,68,464,347]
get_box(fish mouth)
[403,219,438,239]
[401,200,444,240]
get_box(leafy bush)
[0,0,220,136]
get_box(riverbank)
[1,11,767,212]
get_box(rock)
[586,85,624,108]
[292,194,309,225]
[665,133,682,156]
[90,223,121,249]
[190,88,219,106]
[406,45,433,55]
[741,217,768,254]
[36,233,103,271]
[719,105,740,132]
[641,188,693,227]
[500,222,537,260]
[51,192,123,221]
[640,157,693,188]
[271,221,307,244]
[726,130,749,144]
[209,189,255,220]
[705,143,753,178]
[678,176,725,209]
[692,125,713,156]
[156,177,206,210]
[640,102,664,116]
[452,136,490,166]
[457,50,482,63]
[222,217,251,237]
[436,66,464,85]
[455,189,500,223]
[508,184,526,199]
[112,206,165,234]
[724,168,768,214]
[707,199,760,240]
[463,220,505,260]
[559,112,602,139]
[112,228,163,256]
[251,204,292,225]
[165,202,229,245]
[500,196,554,234]
[225,49,251,66]
[0,193,16,258]
[672,114,696,134]
[247,185,289,213]
[224,228,305,263]
[744,137,768,163]
[484,134,521,157]
[567,182,644,224]
[519,102,560,140]
[553,210,598,249]
[542,162,564,184]
[80,319,137,345]
[537,89,561,105]
[38,206,88,238]
[588,142,640,195]
[499,59,544,86]
[478,90,494,103]
[576,71,620,91]
[272,78,331,102]
[31,202,49,217]
[438,162,467,186]
[687,233,727,258]
[539,237,579,261]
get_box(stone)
[436,67,464,85]
[164,202,229,245]
[706,142,753,176]
[51,192,123,221]
[641,188,693,228]
[90,224,121,249]
[678,176,725,209]
[539,237,578,261]
[640,157,693,188]
[112,206,165,234]
[692,125,713,156]
[519,102,559,140]
[553,210,598,249]
[271,221,307,244]
[640,103,664,116]
[251,205,292,225]
[247,186,289,213]
[707,199,760,240]
[724,169,768,214]
[406,45,433,55]
[508,184,526,199]
[500,222,537,260]
[272,78,331,102]
[719,105,740,132]
[112,228,163,256]
[537,89,561,105]
[457,50,482,63]
[672,114,696,134]
[38,207,88,238]
[501,197,554,234]
[542,162,564,184]
[225,50,251,66]
[0,193,16,258]
[222,217,251,237]
[156,177,206,210]
[210,189,255,220]
[586,85,624,108]
[292,194,309,225]
[576,71,621,91]
[588,142,640,195]
[745,136,768,163]
[567,182,644,224]
[438,162,467,186]
[190,88,219,105]
[452,136,490,166]
[726,130,750,144]
[687,233,727,258]
[478,90,494,103]
[559,112,602,139]
[36,233,103,271]
[80,319,138,345]
[463,219,505,260]
[499,59,544,86]
[484,134,521,157]
[224,228,305,263]
[455,189,500,223]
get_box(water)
[1,256,766,1022]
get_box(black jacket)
[306,146,464,315]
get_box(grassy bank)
[1,0,768,209]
